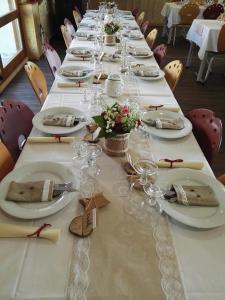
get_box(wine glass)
[88,85,104,116]
[132,159,158,188]
[81,144,102,176]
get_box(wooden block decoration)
[79,193,110,211]
[69,209,96,237]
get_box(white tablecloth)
[186,19,225,60]
[1,10,225,300]
[161,2,206,28]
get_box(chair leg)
[186,41,194,68]
[203,57,215,83]
[173,26,177,46]
[167,27,173,44]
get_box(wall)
[89,0,167,25]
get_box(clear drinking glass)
[132,159,158,187]
[81,144,102,176]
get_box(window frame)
[0,1,26,80]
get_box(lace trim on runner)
[67,237,90,300]
[150,209,185,300]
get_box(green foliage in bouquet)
[93,102,141,139]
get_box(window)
[0,0,16,17]
[0,0,26,82]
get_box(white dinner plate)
[0,162,77,219]
[142,110,192,139]
[57,65,94,81]
[128,33,143,40]
[156,169,225,228]
[130,51,153,59]
[135,70,165,80]
[67,46,92,57]
[32,106,86,135]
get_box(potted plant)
[93,102,141,156]
[103,20,121,45]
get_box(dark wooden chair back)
[132,8,139,19]
[203,4,224,20]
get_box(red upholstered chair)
[0,99,34,161]
[43,42,61,78]
[141,20,150,36]
[153,44,167,66]
[0,142,14,182]
[64,18,76,38]
[217,174,225,185]
[203,4,224,19]
[186,109,222,164]
[132,8,139,19]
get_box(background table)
[186,19,225,82]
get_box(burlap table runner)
[87,188,165,300]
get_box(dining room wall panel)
[89,0,167,24]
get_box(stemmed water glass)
[81,144,102,176]
[129,157,164,210]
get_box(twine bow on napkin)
[160,158,184,168]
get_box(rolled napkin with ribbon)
[143,117,184,130]
[0,223,60,242]
[143,105,180,112]
[43,114,79,127]
[67,56,91,61]
[57,82,88,88]
[27,136,75,143]
[164,184,219,207]
[6,180,54,202]
[157,159,204,170]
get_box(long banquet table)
[1,9,225,300]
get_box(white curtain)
[89,0,167,24]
